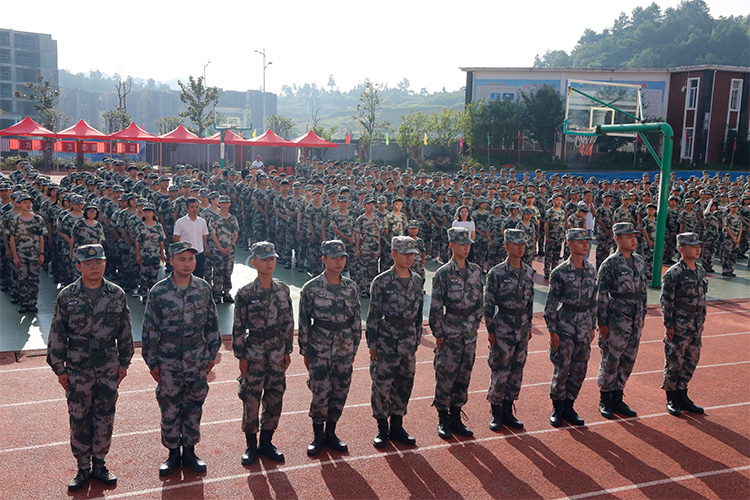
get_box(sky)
[3,0,746,95]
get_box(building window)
[729,79,742,112]
[13,34,39,51]
[0,83,11,98]
[0,65,9,81]
[0,49,9,64]
[0,100,12,112]
[681,127,694,160]
[15,50,40,67]
[0,31,9,47]
[686,78,699,110]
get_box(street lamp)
[203,61,211,85]
[254,49,272,131]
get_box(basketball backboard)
[564,80,643,137]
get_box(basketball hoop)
[575,135,597,156]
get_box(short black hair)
[186,197,199,207]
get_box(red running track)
[0,300,748,499]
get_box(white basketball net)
[574,135,597,156]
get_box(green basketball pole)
[598,122,674,288]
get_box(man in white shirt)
[173,198,209,278]
[251,155,264,170]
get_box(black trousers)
[194,252,206,278]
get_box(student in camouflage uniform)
[664,196,681,264]
[272,180,293,267]
[71,205,106,257]
[305,189,327,276]
[596,222,648,419]
[472,198,490,270]
[640,203,657,280]
[518,207,537,267]
[47,244,133,491]
[233,242,294,465]
[660,233,708,417]
[134,204,166,304]
[209,195,239,303]
[251,173,271,244]
[595,192,614,270]
[382,197,408,269]
[484,229,534,431]
[721,202,742,276]
[544,193,565,279]
[354,197,381,297]
[430,227,484,440]
[700,202,720,273]
[298,240,362,456]
[366,236,423,448]
[9,192,47,313]
[545,228,597,427]
[487,203,506,267]
[141,241,221,476]
[407,220,426,282]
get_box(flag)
[385,133,389,146]
[733,137,737,152]
[253,129,257,138]
[345,132,351,144]
[518,131,522,148]
[423,133,428,146]
[460,136,464,148]
[487,132,491,146]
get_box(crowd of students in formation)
[0,155,745,492]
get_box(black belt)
[313,318,351,331]
[674,302,704,313]
[562,303,590,313]
[610,292,642,300]
[246,326,280,340]
[68,338,116,350]
[384,316,417,327]
[445,305,474,318]
[497,305,525,317]
[160,334,204,347]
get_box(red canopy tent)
[205,129,251,144]
[248,128,295,147]
[159,124,203,144]
[109,122,160,142]
[292,130,338,148]
[56,120,108,139]
[0,116,56,137]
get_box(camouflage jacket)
[298,272,361,359]
[429,259,484,342]
[330,209,356,240]
[232,278,294,358]
[597,250,648,333]
[384,211,408,238]
[365,268,424,356]
[209,213,239,248]
[47,278,134,375]
[10,213,47,261]
[484,259,534,341]
[135,221,166,258]
[544,258,597,337]
[72,219,106,249]
[141,274,221,372]
[679,210,699,233]
[660,259,707,332]
[545,207,565,240]
[354,213,381,255]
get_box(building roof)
[460,65,750,74]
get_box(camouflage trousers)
[66,362,120,469]
[439,229,450,263]
[701,239,717,270]
[595,237,612,270]
[545,238,564,275]
[380,240,393,270]
[203,244,217,289]
[488,245,506,268]
[370,351,416,419]
[238,343,286,433]
[275,222,289,263]
[432,337,477,410]
[103,240,117,280]
[720,238,738,273]
[0,248,10,289]
[420,223,433,257]
[642,246,654,280]
[662,328,702,391]
[307,354,355,423]
[664,231,678,261]
[156,368,209,449]
[597,327,642,392]
[118,243,138,291]
[212,250,235,296]
[549,335,591,401]
[139,256,161,293]
[250,215,267,245]
[15,259,41,307]
[740,225,749,255]
[307,239,323,276]
[537,226,546,255]
[59,240,77,285]
[353,252,379,295]
[487,333,529,404]
[472,240,489,270]
[293,229,307,270]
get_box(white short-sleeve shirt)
[174,214,208,253]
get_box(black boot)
[678,389,704,414]
[599,391,615,419]
[562,399,585,426]
[502,400,524,429]
[666,391,682,416]
[550,400,564,427]
[449,407,474,437]
[258,429,285,461]
[307,422,325,456]
[612,390,637,417]
[437,409,452,439]
[159,448,181,476]
[389,415,416,445]
[489,404,503,431]
[181,445,207,473]
[241,433,257,466]
[324,420,348,452]
[67,468,91,491]
[373,418,389,448]
[91,459,117,485]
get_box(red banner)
[116,143,140,154]
[8,139,42,150]
[81,142,105,153]
[55,141,77,152]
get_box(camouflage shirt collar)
[71,277,115,295]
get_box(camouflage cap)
[76,243,106,262]
[169,241,198,255]
[613,222,639,235]
[363,196,375,205]
[566,228,595,241]
[503,228,526,245]
[377,196,387,204]
[391,235,419,254]
[677,232,702,246]
[251,241,279,259]
[218,195,231,203]
[521,206,534,215]
[576,201,589,212]
[143,203,156,211]
[322,239,348,258]
[15,192,32,202]
[70,194,84,204]
[407,219,420,229]
[448,227,473,244]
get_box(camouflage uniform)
[134,221,165,293]
[596,245,648,393]
[366,265,423,420]
[409,236,426,281]
[353,212,381,295]
[272,193,292,264]
[141,266,221,449]
[298,250,362,424]
[544,206,565,276]
[701,210,720,271]
[665,206,681,261]
[209,211,239,297]
[382,210,408,269]
[641,215,657,279]
[251,186,271,244]
[595,205,614,269]
[305,202,327,276]
[47,250,133,470]
[233,275,294,434]
[484,254,534,405]
[487,211,506,267]
[9,212,47,308]
[721,211,742,274]
[472,208,490,269]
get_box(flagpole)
[730,137,736,168]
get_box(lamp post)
[254,49,272,131]
[203,61,211,86]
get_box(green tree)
[155,116,183,135]
[310,124,338,160]
[520,86,564,153]
[427,108,462,156]
[101,107,132,134]
[267,114,295,139]
[178,76,219,137]
[14,74,61,131]
[353,79,389,155]
[396,109,428,159]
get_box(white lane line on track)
[2,339,749,409]
[92,401,750,500]
[553,464,750,500]
[1,361,748,453]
